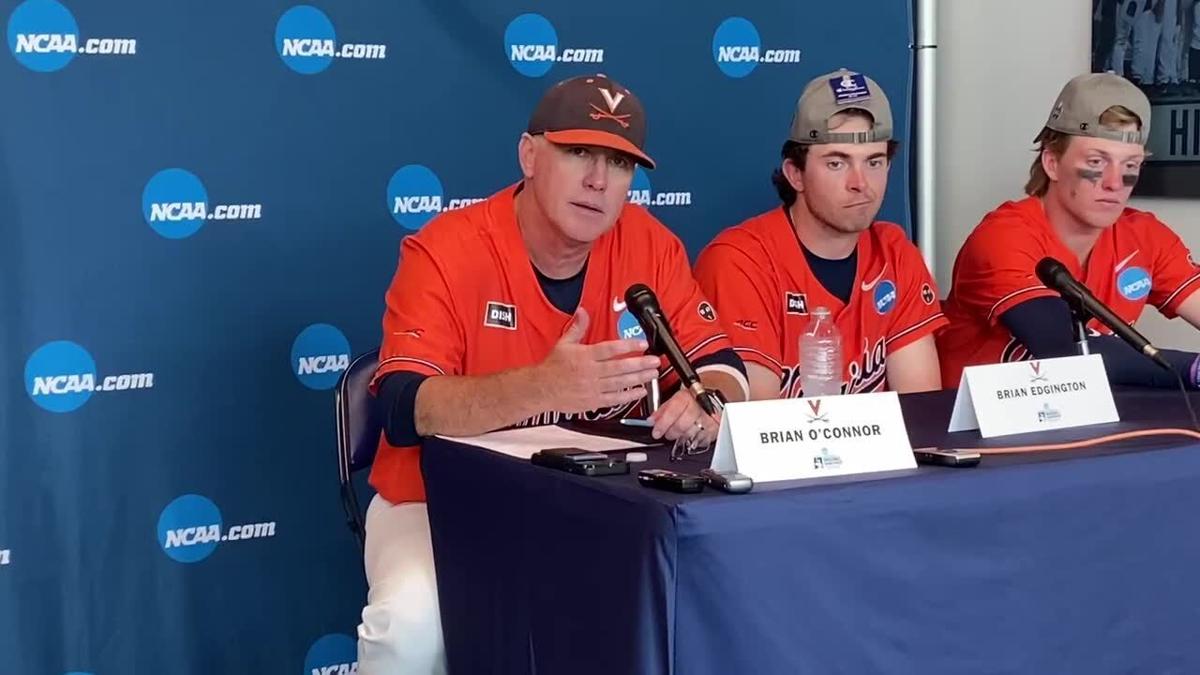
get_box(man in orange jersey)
[695,69,946,400]
[356,74,747,674]
[939,73,1200,389]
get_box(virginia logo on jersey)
[1117,266,1151,301]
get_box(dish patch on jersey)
[484,301,518,330]
[786,292,809,316]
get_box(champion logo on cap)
[830,73,871,105]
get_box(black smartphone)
[913,447,981,468]
[699,468,754,493]
[531,447,629,476]
[637,468,705,493]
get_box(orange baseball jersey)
[370,184,732,504]
[693,208,947,398]
[938,196,1200,387]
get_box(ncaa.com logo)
[142,168,263,240]
[276,5,387,75]
[157,494,277,564]
[504,13,603,78]
[7,0,135,73]
[293,323,351,390]
[305,634,358,675]
[627,166,692,208]
[711,17,802,78]
[387,164,484,231]
[24,340,154,413]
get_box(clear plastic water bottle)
[799,307,843,397]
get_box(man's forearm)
[699,368,749,404]
[413,367,546,437]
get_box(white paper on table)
[437,426,648,460]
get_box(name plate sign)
[948,355,1118,437]
[711,392,916,483]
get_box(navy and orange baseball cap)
[526,73,656,169]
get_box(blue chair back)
[335,348,382,548]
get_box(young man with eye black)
[938,72,1200,389]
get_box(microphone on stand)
[1035,257,1170,370]
[624,283,720,415]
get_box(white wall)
[935,0,1200,351]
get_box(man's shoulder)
[702,209,782,257]
[867,221,931,269]
[959,197,1048,257]
[1116,206,1179,242]
[405,186,514,258]
[869,220,918,248]
[612,201,689,255]
[978,196,1045,231]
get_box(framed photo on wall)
[1092,0,1200,196]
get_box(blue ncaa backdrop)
[0,1,913,671]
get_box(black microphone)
[1035,257,1170,370]
[624,283,718,415]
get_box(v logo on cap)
[598,88,625,113]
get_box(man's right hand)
[532,308,661,414]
